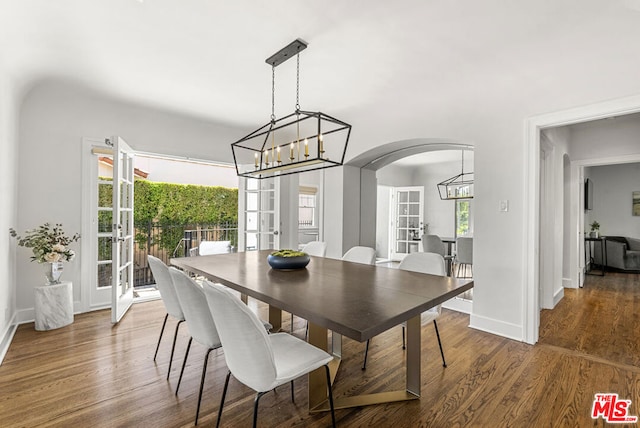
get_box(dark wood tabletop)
[171,250,473,343]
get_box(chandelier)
[437,149,474,200]
[231,39,352,179]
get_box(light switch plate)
[499,200,509,212]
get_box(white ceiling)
[3,0,640,144]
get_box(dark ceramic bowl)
[267,254,310,270]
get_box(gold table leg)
[308,315,421,412]
[268,304,283,333]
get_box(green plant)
[590,221,600,231]
[9,223,80,263]
[270,249,307,257]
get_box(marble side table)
[34,281,74,331]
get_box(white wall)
[134,156,238,188]
[15,80,246,319]
[412,161,460,238]
[0,70,20,356]
[584,163,640,238]
[539,127,570,306]
[570,114,640,162]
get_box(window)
[299,186,317,227]
[456,200,472,237]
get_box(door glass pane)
[246,192,258,211]
[246,212,258,231]
[409,191,420,202]
[246,232,258,250]
[247,178,258,191]
[409,204,419,215]
[396,242,407,253]
[261,191,275,211]
[98,237,112,261]
[398,192,408,203]
[98,210,112,233]
[260,213,275,232]
[98,263,112,288]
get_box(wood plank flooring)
[1,272,639,427]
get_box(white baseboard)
[553,287,564,307]
[469,313,523,341]
[442,297,472,314]
[562,277,577,289]
[0,314,18,366]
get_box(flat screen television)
[584,178,593,210]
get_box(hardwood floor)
[1,272,639,427]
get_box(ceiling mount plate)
[265,38,308,67]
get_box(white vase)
[44,261,64,285]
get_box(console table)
[34,281,74,331]
[585,236,606,277]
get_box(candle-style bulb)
[290,142,294,161]
[254,152,258,168]
[277,146,281,163]
[304,138,309,157]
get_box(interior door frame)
[81,138,113,312]
[524,94,640,344]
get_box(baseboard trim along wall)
[0,316,18,366]
[553,287,565,307]
[469,313,523,342]
[442,297,472,314]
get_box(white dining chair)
[455,237,473,278]
[341,246,376,369]
[168,268,222,426]
[342,246,376,265]
[198,240,231,256]
[422,234,454,275]
[362,252,448,370]
[202,282,336,428]
[147,255,185,380]
[301,240,327,257]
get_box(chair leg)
[195,348,214,426]
[216,371,232,428]
[290,313,294,333]
[362,339,370,370]
[324,365,337,428]
[153,313,168,361]
[305,321,309,341]
[433,320,446,368]
[253,391,268,428]
[402,325,406,349]
[290,380,295,403]
[175,337,193,395]
[167,319,185,380]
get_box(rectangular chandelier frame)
[231,109,351,179]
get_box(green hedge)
[99,179,238,251]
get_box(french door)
[390,186,424,261]
[81,136,136,323]
[239,177,280,251]
[111,136,135,323]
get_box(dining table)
[170,250,474,413]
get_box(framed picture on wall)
[633,191,640,216]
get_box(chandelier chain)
[271,64,276,123]
[295,50,300,112]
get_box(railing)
[133,222,237,287]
